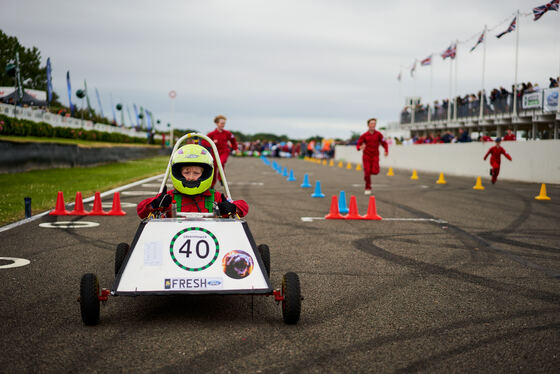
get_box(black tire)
[257,244,271,277]
[115,242,129,276]
[80,273,100,326]
[281,272,301,324]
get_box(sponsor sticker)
[164,277,223,290]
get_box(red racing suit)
[484,145,512,183]
[356,130,388,190]
[202,129,238,187]
[137,189,248,219]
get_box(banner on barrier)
[543,88,558,112]
[522,92,542,109]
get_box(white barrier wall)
[335,140,560,184]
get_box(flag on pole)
[46,58,53,104]
[420,55,432,66]
[496,17,517,38]
[110,93,116,124]
[126,105,133,126]
[533,0,559,21]
[133,104,140,128]
[84,80,93,114]
[470,30,485,52]
[95,88,104,118]
[441,44,457,59]
[66,71,74,114]
[410,60,417,77]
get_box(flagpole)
[447,51,452,123]
[429,59,433,122]
[480,25,487,119]
[453,40,458,121]
[513,10,520,117]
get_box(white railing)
[0,103,151,139]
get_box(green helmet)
[170,144,214,195]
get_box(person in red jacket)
[203,115,238,187]
[483,137,512,184]
[502,128,516,141]
[356,118,388,195]
[137,144,248,219]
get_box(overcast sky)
[1,0,558,139]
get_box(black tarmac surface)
[1,156,559,373]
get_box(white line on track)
[300,217,447,223]
[0,174,164,234]
[39,221,100,229]
[0,257,31,269]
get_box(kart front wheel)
[80,273,100,326]
[281,272,301,324]
[257,244,271,277]
[115,242,130,276]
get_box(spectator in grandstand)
[356,118,388,195]
[484,137,512,184]
[441,130,454,143]
[456,128,472,143]
[549,77,558,88]
[503,129,516,141]
[203,115,238,188]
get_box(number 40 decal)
[170,227,220,272]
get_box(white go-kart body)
[79,133,301,326]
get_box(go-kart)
[79,133,302,325]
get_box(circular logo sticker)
[222,250,254,279]
[170,227,219,272]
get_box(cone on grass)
[301,173,312,188]
[49,191,70,215]
[362,196,382,220]
[535,184,551,201]
[311,180,325,198]
[325,195,344,219]
[343,196,363,220]
[387,167,394,176]
[356,163,362,171]
[329,159,334,167]
[69,192,89,215]
[338,191,349,214]
[346,162,353,170]
[287,169,296,181]
[107,192,126,216]
[473,176,485,190]
[89,192,108,215]
[410,169,419,180]
[436,172,447,185]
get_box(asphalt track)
[1,156,559,373]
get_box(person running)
[356,118,388,195]
[203,115,238,187]
[483,137,512,184]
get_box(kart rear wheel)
[115,242,129,276]
[281,272,301,324]
[80,273,100,326]
[257,244,271,277]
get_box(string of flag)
[399,0,558,80]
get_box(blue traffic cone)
[283,167,288,177]
[311,180,325,198]
[287,169,296,181]
[276,164,282,174]
[338,191,349,214]
[301,173,312,188]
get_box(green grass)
[0,156,169,226]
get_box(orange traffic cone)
[49,191,70,215]
[346,162,353,169]
[69,191,89,215]
[361,196,382,220]
[89,192,108,215]
[535,184,551,201]
[338,161,344,168]
[107,192,126,216]
[325,195,344,219]
[344,196,364,220]
[410,169,419,180]
[436,172,447,184]
[329,159,334,167]
[356,163,362,171]
[387,167,394,176]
